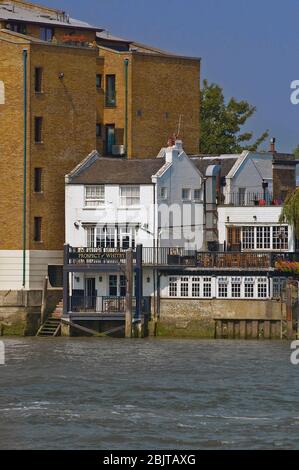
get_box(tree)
[200,79,269,154]
[279,188,299,238]
[293,145,299,157]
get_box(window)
[194,189,201,201]
[34,168,42,193]
[182,188,191,201]
[231,277,241,298]
[85,186,105,207]
[180,277,189,297]
[105,74,116,107]
[86,226,95,247]
[169,277,178,297]
[240,226,289,251]
[34,67,43,93]
[192,277,201,297]
[40,27,53,42]
[6,22,27,34]
[203,277,212,298]
[96,123,102,138]
[257,226,270,249]
[120,275,126,297]
[218,278,228,298]
[242,226,254,250]
[96,74,102,89]
[109,275,118,296]
[272,278,286,299]
[273,226,288,250]
[257,278,268,298]
[34,217,42,242]
[244,277,254,298]
[120,186,140,206]
[160,187,168,200]
[34,117,43,143]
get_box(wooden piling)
[125,249,133,338]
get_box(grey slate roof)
[70,157,165,184]
[69,155,237,185]
[0,2,102,31]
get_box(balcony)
[65,246,299,270]
[69,295,151,317]
[224,192,283,207]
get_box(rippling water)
[0,338,298,449]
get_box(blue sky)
[36,0,299,152]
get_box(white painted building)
[65,141,206,301]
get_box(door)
[105,125,115,155]
[85,277,96,309]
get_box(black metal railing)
[224,192,281,206]
[66,246,299,269]
[69,296,151,315]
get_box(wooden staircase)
[36,318,61,337]
[36,299,63,337]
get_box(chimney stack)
[269,137,276,153]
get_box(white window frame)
[194,189,202,202]
[120,185,140,207]
[84,185,105,207]
[240,225,289,251]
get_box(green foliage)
[200,79,269,154]
[279,188,299,237]
[293,145,299,157]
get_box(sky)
[34,0,299,153]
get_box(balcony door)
[85,277,96,309]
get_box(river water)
[0,338,298,450]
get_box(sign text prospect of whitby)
[71,248,126,262]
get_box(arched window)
[0,81,4,104]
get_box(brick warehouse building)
[0,0,200,303]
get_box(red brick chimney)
[269,137,276,153]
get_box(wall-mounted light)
[58,72,64,80]
[75,276,80,282]
[147,277,151,283]
[74,221,80,229]
[99,276,102,282]
[253,215,257,221]
[226,216,230,222]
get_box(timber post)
[135,244,143,337]
[125,249,133,338]
[40,276,48,324]
[63,244,70,317]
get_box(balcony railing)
[224,192,283,206]
[66,246,299,269]
[69,296,151,315]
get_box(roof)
[0,1,102,31]
[96,31,200,60]
[190,157,238,178]
[69,157,165,184]
[252,158,272,180]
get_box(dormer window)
[6,22,27,35]
[40,27,54,42]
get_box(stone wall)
[152,298,287,338]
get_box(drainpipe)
[124,58,129,157]
[22,49,28,288]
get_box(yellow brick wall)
[0,36,97,251]
[131,54,200,158]
[29,43,97,251]
[0,39,27,250]
[98,47,200,158]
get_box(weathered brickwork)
[98,47,200,158]
[0,32,97,251]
